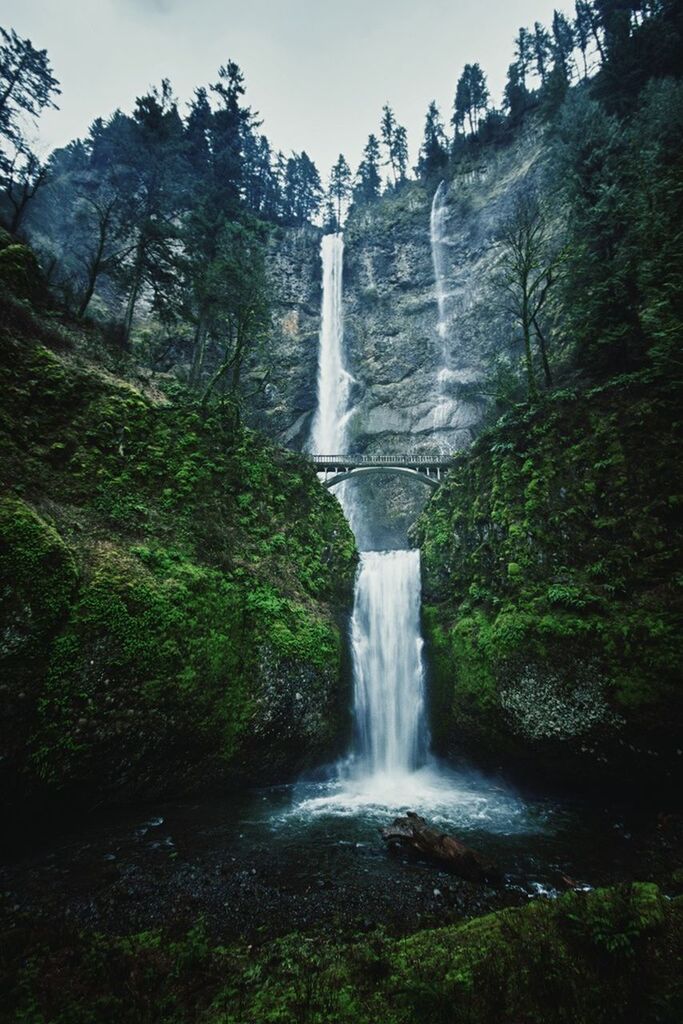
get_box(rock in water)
[380,811,500,883]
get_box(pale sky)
[2,0,573,178]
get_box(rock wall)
[251,131,547,545]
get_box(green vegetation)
[416,368,683,780]
[3,884,681,1023]
[0,279,356,813]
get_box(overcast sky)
[3,0,573,177]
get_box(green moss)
[0,316,357,809]
[5,884,681,1024]
[415,369,683,779]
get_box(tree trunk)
[121,241,145,345]
[533,315,553,388]
[380,813,501,883]
[522,292,537,400]
[189,317,208,387]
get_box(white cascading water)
[308,232,430,789]
[430,180,450,358]
[430,182,457,436]
[308,233,352,455]
[298,230,529,828]
[351,550,428,777]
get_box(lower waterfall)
[350,550,429,778]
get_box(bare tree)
[497,192,561,398]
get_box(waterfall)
[308,233,430,786]
[430,182,456,438]
[309,233,351,454]
[430,180,449,358]
[351,550,429,777]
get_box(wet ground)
[2,758,682,943]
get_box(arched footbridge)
[309,454,453,490]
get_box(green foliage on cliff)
[416,368,683,779]
[0,299,357,811]
[4,884,681,1023]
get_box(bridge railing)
[309,454,452,466]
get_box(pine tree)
[0,27,60,231]
[533,22,553,83]
[328,154,351,225]
[393,124,409,182]
[514,27,534,90]
[418,101,448,177]
[453,64,490,136]
[380,104,397,182]
[354,134,382,204]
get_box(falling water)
[430,182,456,436]
[309,233,352,455]
[308,233,430,784]
[301,231,528,827]
[430,180,450,358]
[351,550,428,776]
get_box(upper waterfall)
[309,233,352,454]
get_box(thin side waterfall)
[430,182,456,437]
[430,180,450,358]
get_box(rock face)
[248,223,323,449]
[251,133,547,544]
[254,131,545,458]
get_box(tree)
[418,101,448,177]
[0,27,60,231]
[393,124,409,182]
[497,192,561,397]
[380,105,409,184]
[532,22,553,83]
[328,154,351,225]
[453,63,490,136]
[354,134,382,204]
[552,10,577,82]
[282,151,322,223]
[380,104,397,182]
[514,27,534,89]
[504,62,528,123]
[196,218,271,418]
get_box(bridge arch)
[309,454,452,492]
[322,466,440,490]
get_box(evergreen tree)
[418,101,448,177]
[533,22,553,83]
[504,61,528,123]
[0,26,60,231]
[453,63,490,135]
[552,10,577,82]
[328,153,351,225]
[514,27,534,90]
[380,104,397,182]
[393,124,409,182]
[354,134,382,204]
[283,151,322,223]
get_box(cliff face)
[247,223,322,449]
[253,131,547,545]
[255,131,546,459]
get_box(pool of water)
[3,756,680,943]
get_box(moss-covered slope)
[0,299,357,815]
[3,883,681,1024]
[415,369,682,785]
